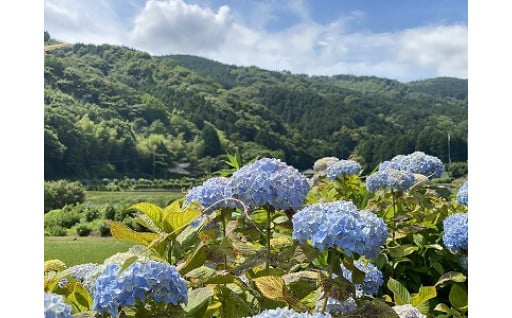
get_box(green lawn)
[44,236,135,266]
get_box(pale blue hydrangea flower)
[366,168,415,192]
[247,307,332,317]
[44,292,72,318]
[292,201,388,259]
[314,297,357,315]
[226,158,310,211]
[341,260,384,297]
[388,151,445,178]
[326,159,362,180]
[392,304,426,318]
[185,177,236,209]
[456,181,468,205]
[442,213,468,253]
[60,263,100,293]
[93,260,188,317]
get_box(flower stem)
[265,207,272,273]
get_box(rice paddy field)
[44,236,135,266]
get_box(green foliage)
[44,43,466,179]
[447,162,468,178]
[44,180,86,212]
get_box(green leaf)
[183,286,214,316]
[118,256,138,276]
[178,244,207,276]
[449,284,468,312]
[411,286,437,305]
[411,286,437,314]
[388,244,419,259]
[387,278,411,305]
[129,202,165,229]
[435,271,467,287]
[272,215,289,224]
[434,303,453,314]
[109,221,159,246]
[349,300,400,318]
[253,276,287,301]
[164,205,202,234]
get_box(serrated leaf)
[68,285,92,312]
[435,271,467,286]
[341,257,364,284]
[178,244,207,276]
[411,286,437,305]
[253,276,287,301]
[118,256,138,276]
[165,207,202,234]
[434,303,452,314]
[387,278,411,305]
[163,199,183,214]
[109,221,159,246]
[449,284,468,311]
[388,244,419,259]
[129,202,165,228]
[205,273,237,285]
[134,213,164,234]
[183,286,214,315]
[411,286,436,314]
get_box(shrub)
[44,208,81,229]
[75,223,92,237]
[447,161,468,178]
[44,180,86,212]
[96,221,111,237]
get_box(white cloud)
[44,0,129,45]
[43,0,467,82]
[396,24,468,79]
[128,0,232,54]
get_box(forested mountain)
[44,35,467,180]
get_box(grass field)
[85,190,185,207]
[44,236,135,266]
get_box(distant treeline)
[44,32,467,180]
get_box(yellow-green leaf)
[129,202,165,229]
[253,276,287,301]
[165,207,202,234]
[109,221,159,246]
[387,278,411,305]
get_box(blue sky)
[44,0,468,82]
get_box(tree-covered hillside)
[44,36,467,180]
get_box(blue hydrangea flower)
[93,260,188,317]
[44,292,72,318]
[366,168,416,192]
[247,307,332,317]
[341,260,384,297]
[388,151,445,178]
[226,158,310,211]
[292,201,388,258]
[314,297,357,315]
[185,177,236,209]
[456,181,468,205]
[326,159,362,180]
[442,213,468,253]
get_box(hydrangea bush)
[45,153,468,317]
